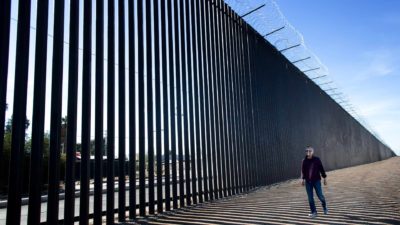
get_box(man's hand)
[323,178,327,186]
[301,179,305,186]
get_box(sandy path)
[137,157,400,225]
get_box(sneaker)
[308,212,317,218]
[324,209,328,215]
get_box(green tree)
[61,116,67,153]
[5,115,30,132]
[24,133,50,155]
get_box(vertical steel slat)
[234,10,242,194]
[154,0,163,214]
[267,39,274,185]
[217,0,225,198]
[223,3,235,195]
[94,0,104,223]
[197,0,209,202]
[162,0,172,212]
[208,0,219,200]
[272,64,278,183]
[265,41,273,183]
[0,0,11,163]
[27,0,49,224]
[260,42,270,186]
[213,0,222,198]
[243,24,255,189]
[47,0,65,223]
[199,0,210,202]
[204,0,213,201]
[220,1,232,197]
[271,42,277,184]
[232,12,243,193]
[256,46,263,185]
[222,1,230,196]
[180,0,191,206]
[228,3,238,196]
[214,0,224,198]
[253,37,264,187]
[238,19,250,192]
[231,6,240,195]
[118,0,126,221]
[240,22,251,189]
[64,0,79,223]
[227,4,235,194]
[217,0,227,196]
[229,11,238,193]
[210,0,223,199]
[274,55,281,183]
[176,0,185,208]
[240,18,250,192]
[257,36,266,186]
[205,0,213,201]
[5,0,31,223]
[183,0,194,206]
[128,0,136,220]
[244,20,251,191]
[193,0,203,204]
[214,0,227,197]
[169,0,178,210]
[249,32,261,187]
[231,11,240,194]
[208,25,216,198]
[276,52,286,181]
[80,0,92,223]
[279,54,286,182]
[233,11,243,193]
[106,0,116,222]
[204,0,214,201]
[257,38,265,185]
[146,0,155,215]
[236,19,246,191]
[249,30,259,188]
[223,4,232,195]
[234,11,242,194]
[188,0,198,205]
[264,44,275,183]
[138,0,146,217]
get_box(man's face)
[306,148,314,157]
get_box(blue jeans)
[305,180,327,213]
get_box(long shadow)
[136,198,400,225]
[119,159,400,225]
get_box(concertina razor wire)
[224,0,386,145]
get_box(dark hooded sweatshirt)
[301,156,327,182]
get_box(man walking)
[301,146,328,218]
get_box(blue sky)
[272,0,400,155]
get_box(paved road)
[137,157,400,225]
[0,182,180,224]
[0,175,201,224]
[0,175,199,224]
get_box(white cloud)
[354,49,398,81]
[359,99,398,117]
[354,97,400,155]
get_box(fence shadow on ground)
[126,158,400,225]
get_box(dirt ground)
[138,156,400,225]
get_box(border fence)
[0,0,395,224]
